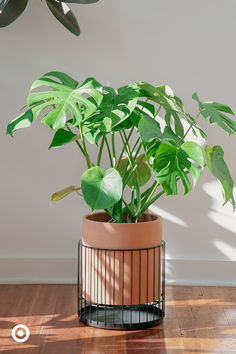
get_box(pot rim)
[83,211,162,225]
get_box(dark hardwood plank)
[0,285,236,353]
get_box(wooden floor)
[0,285,236,353]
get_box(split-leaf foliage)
[7,72,236,222]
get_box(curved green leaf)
[27,72,103,130]
[205,145,235,209]
[6,109,33,136]
[193,93,236,135]
[81,167,122,210]
[32,71,78,90]
[49,128,80,149]
[51,185,81,202]
[118,155,151,188]
[138,114,183,146]
[154,140,204,195]
[137,100,155,116]
[0,0,28,27]
[138,114,162,143]
[137,81,185,138]
[83,125,103,145]
[46,0,80,36]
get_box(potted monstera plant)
[7,71,236,329]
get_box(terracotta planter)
[81,212,162,306]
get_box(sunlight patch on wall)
[149,205,188,227]
[213,240,236,261]
[203,181,236,234]
[165,260,173,277]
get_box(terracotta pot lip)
[83,212,162,225]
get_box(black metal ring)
[78,241,165,330]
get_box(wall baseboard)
[165,259,236,286]
[0,258,235,286]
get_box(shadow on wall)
[149,178,236,262]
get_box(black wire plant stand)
[78,240,165,330]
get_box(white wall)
[0,0,235,285]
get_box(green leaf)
[46,0,80,36]
[138,114,183,146]
[51,185,81,202]
[118,155,151,188]
[137,82,185,137]
[138,82,176,110]
[6,109,33,136]
[137,100,155,116]
[193,93,236,135]
[154,140,204,195]
[83,126,103,145]
[205,145,235,209]
[97,85,139,132]
[31,72,78,90]
[27,72,103,130]
[81,167,122,210]
[173,95,185,112]
[0,0,28,27]
[162,126,184,146]
[138,114,162,143]
[186,113,208,140]
[106,199,123,223]
[49,128,80,149]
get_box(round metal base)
[79,304,164,330]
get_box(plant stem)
[133,142,143,161]
[130,186,135,215]
[143,190,165,211]
[122,197,133,220]
[65,123,85,155]
[136,180,160,218]
[97,136,105,166]
[131,136,140,154]
[111,132,117,167]
[105,136,113,167]
[122,130,141,215]
[116,127,134,168]
[79,123,92,168]
[122,149,145,188]
[121,131,133,165]
[183,111,201,138]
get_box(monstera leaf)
[97,86,139,132]
[46,0,80,36]
[49,128,80,149]
[153,139,204,195]
[6,109,33,136]
[28,72,103,130]
[137,82,185,138]
[205,145,235,209]
[138,114,184,146]
[193,93,236,135]
[0,0,28,27]
[81,167,122,210]
[7,72,103,133]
